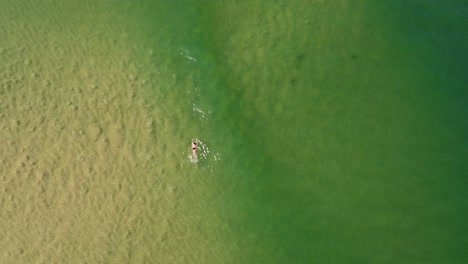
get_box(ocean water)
[0,0,466,263]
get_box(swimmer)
[192,139,197,158]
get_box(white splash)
[180,48,197,62]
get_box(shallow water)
[1,0,467,263]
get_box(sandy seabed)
[0,1,225,263]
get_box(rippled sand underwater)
[0,1,226,263]
[2,0,467,263]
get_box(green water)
[143,1,467,263]
[2,0,467,263]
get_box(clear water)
[1,0,466,263]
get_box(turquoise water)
[141,0,467,262]
[1,0,466,263]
